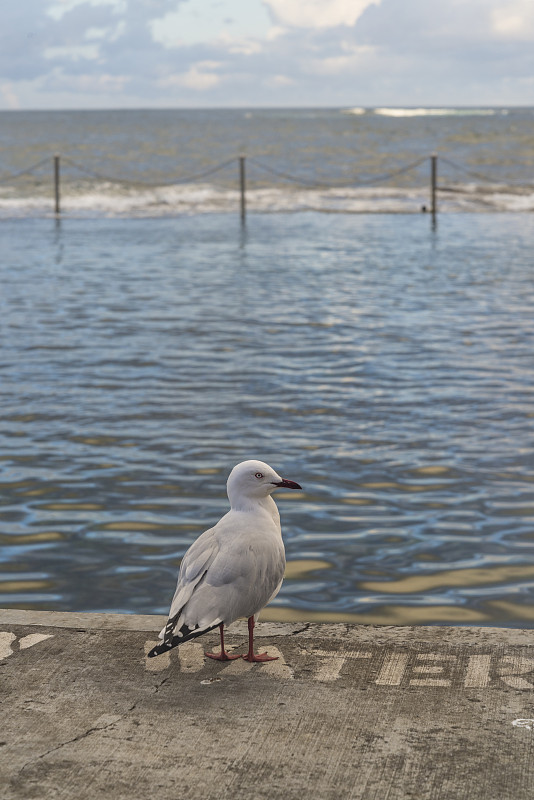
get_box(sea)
[1,107,534,626]
[1,106,534,216]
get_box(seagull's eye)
[255,472,264,479]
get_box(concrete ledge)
[1,607,533,643]
[2,610,534,799]
[0,608,167,632]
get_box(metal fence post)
[430,153,437,220]
[239,155,246,223]
[54,155,61,215]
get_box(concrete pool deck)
[1,609,534,799]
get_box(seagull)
[148,459,302,662]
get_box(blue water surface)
[1,212,534,625]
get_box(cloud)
[44,44,101,61]
[304,45,376,77]
[265,74,294,87]
[47,70,130,93]
[0,0,533,107]
[46,0,127,22]
[264,0,381,29]
[151,0,271,46]
[491,1,534,40]
[159,61,222,90]
[1,83,21,109]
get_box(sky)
[1,0,534,109]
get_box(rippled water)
[1,212,534,625]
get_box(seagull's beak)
[272,478,302,490]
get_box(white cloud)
[47,0,126,21]
[264,0,380,29]
[160,62,222,90]
[221,36,263,56]
[265,25,286,41]
[1,83,20,109]
[85,26,110,39]
[491,1,534,39]
[151,0,271,47]
[85,21,125,41]
[45,69,130,93]
[265,73,294,86]
[305,45,376,76]
[44,44,100,60]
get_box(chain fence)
[0,153,532,217]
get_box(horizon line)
[0,103,532,113]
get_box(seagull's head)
[227,459,302,507]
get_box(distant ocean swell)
[343,107,510,117]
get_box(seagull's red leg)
[242,615,278,662]
[205,623,241,661]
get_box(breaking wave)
[0,180,533,217]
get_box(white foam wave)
[372,107,506,118]
[0,180,532,217]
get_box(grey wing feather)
[160,527,220,640]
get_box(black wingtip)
[147,641,173,658]
[146,621,220,659]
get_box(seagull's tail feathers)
[147,617,220,658]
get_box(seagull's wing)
[168,527,220,623]
[148,526,221,658]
